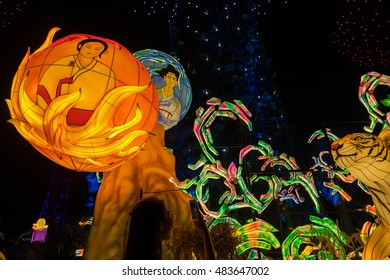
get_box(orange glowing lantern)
[6,27,159,172]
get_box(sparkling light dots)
[135,0,289,21]
[332,0,390,68]
[0,0,28,28]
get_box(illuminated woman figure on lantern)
[134,49,192,131]
[156,64,182,130]
[37,38,116,126]
[6,27,159,172]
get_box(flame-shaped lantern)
[6,27,159,172]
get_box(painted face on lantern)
[78,41,107,59]
[163,72,178,92]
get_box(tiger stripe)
[331,127,390,260]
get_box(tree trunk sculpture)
[84,123,193,259]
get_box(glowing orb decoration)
[6,27,159,172]
[134,49,192,130]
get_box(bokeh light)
[332,0,390,68]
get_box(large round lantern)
[6,27,159,172]
[134,49,192,130]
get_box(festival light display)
[6,27,387,260]
[5,27,159,172]
[170,97,323,259]
[170,95,386,259]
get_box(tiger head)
[330,127,390,181]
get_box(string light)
[332,0,390,68]
[133,0,289,21]
[0,0,28,28]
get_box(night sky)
[0,0,388,236]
